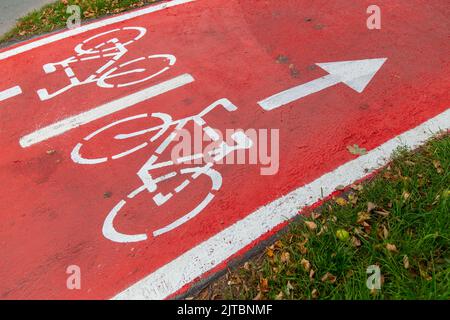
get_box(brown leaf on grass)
[362,222,372,233]
[266,248,274,258]
[321,272,337,283]
[84,9,95,18]
[377,225,389,240]
[367,202,377,212]
[375,209,390,217]
[432,160,444,174]
[260,278,269,292]
[275,291,284,300]
[403,255,410,269]
[280,252,290,264]
[309,269,316,280]
[402,191,411,200]
[304,221,317,231]
[274,240,284,249]
[335,197,347,206]
[357,212,371,224]
[351,236,362,247]
[298,243,308,255]
[301,258,311,272]
[311,289,319,299]
[286,281,295,295]
[386,243,398,253]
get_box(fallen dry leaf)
[321,272,337,283]
[311,289,319,299]
[335,197,348,206]
[367,202,377,212]
[304,221,317,231]
[260,278,269,292]
[266,248,274,258]
[403,255,410,269]
[286,281,295,295]
[362,221,372,233]
[377,225,389,240]
[432,160,444,174]
[375,209,390,217]
[351,236,362,247]
[386,243,398,253]
[280,252,290,264]
[274,240,284,249]
[357,211,371,224]
[402,191,411,200]
[309,269,315,280]
[301,258,311,272]
[275,291,284,300]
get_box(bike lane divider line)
[0,85,22,102]
[19,74,195,148]
[0,0,197,61]
[114,107,450,300]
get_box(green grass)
[0,0,160,44]
[198,135,449,300]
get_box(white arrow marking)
[258,58,387,111]
[0,86,22,102]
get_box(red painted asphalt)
[0,0,448,299]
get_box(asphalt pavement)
[0,0,55,36]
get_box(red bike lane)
[0,0,448,299]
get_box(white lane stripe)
[0,0,196,61]
[19,74,194,148]
[113,108,449,300]
[0,86,22,101]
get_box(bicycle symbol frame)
[71,98,253,243]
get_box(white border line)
[0,0,196,61]
[19,74,194,148]
[114,108,449,300]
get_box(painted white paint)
[0,0,197,61]
[0,85,22,101]
[258,58,387,111]
[19,74,195,148]
[113,107,449,299]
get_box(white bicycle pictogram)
[37,26,176,101]
[71,98,253,243]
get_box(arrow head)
[316,58,387,93]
